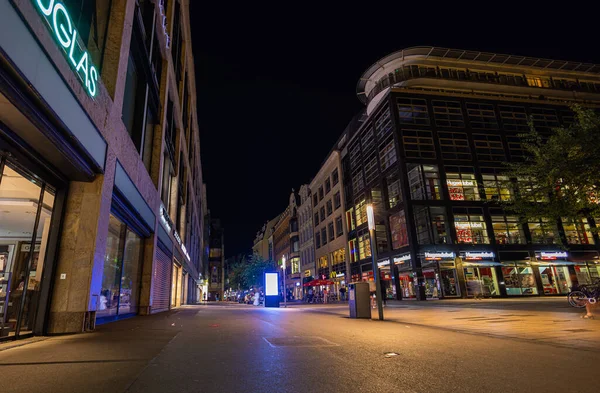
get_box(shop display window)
[454,210,489,244]
[562,218,594,245]
[98,214,143,318]
[446,172,480,201]
[440,268,460,297]
[575,264,600,285]
[502,263,538,295]
[0,159,56,338]
[398,272,416,299]
[492,215,525,244]
[539,265,571,294]
[464,267,499,296]
[423,270,440,298]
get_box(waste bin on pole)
[348,282,370,318]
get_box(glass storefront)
[98,214,143,319]
[0,157,55,338]
[423,269,440,298]
[538,265,571,295]
[501,262,538,295]
[464,265,500,297]
[574,263,600,285]
[439,265,460,297]
[398,270,416,299]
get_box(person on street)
[379,283,387,307]
[582,300,597,319]
[323,288,328,304]
[253,291,260,306]
[339,286,346,301]
[308,287,314,303]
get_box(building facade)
[272,191,301,299]
[310,151,350,294]
[343,46,600,300]
[252,215,279,262]
[298,184,315,290]
[0,0,205,340]
[206,218,224,301]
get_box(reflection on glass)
[120,230,142,315]
[99,215,125,317]
[464,267,499,297]
[440,268,460,297]
[539,265,571,294]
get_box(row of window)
[316,248,346,269]
[368,63,600,102]
[313,168,340,207]
[314,192,342,225]
[315,216,344,249]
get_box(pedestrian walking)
[379,283,387,307]
[339,286,346,301]
[323,288,328,304]
[582,300,597,319]
[308,287,314,303]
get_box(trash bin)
[349,282,370,318]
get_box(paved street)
[1,300,599,392]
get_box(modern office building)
[273,191,301,299]
[343,46,600,300]
[310,150,351,293]
[298,184,315,289]
[0,0,205,340]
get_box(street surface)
[0,299,598,392]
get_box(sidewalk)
[0,309,185,393]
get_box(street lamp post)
[282,255,287,308]
[367,204,384,321]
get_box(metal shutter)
[152,248,172,313]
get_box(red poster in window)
[449,187,465,200]
[457,228,473,243]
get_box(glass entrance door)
[464,266,500,297]
[423,269,440,299]
[0,157,55,339]
[539,265,571,294]
[440,268,460,297]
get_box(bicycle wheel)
[568,291,588,308]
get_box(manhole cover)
[563,329,593,333]
[263,336,339,347]
[384,352,400,358]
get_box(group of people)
[304,286,348,303]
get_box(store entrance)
[423,269,440,299]
[539,265,571,295]
[0,156,55,339]
[464,266,500,297]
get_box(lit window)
[528,219,556,244]
[482,173,513,201]
[446,172,480,201]
[492,215,525,244]
[408,164,441,200]
[453,210,489,244]
[562,218,594,245]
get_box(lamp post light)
[366,204,384,321]
[282,255,287,308]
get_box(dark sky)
[189,3,599,258]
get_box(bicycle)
[567,279,600,308]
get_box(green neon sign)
[34,0,99,97]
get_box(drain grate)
[263,336,339,347]
[563,329,593,333]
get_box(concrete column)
[47,152,115,333]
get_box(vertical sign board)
[264,272,280,308]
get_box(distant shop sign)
[462,251,495,260]
[538,251,568,260]
[34,0,99,97]
[424,251,455,260]
[394,253,411,264]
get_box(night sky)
[189,3,599,258]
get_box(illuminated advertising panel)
[265,273,279,296]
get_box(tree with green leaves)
[504,105,600,247]
[243,254,277,289]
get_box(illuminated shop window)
[453,209,489,244]
[491,215,525,244]
[527,219,557,244]
[446,172,479,201]
[562,218,594,245]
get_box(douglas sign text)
[34,0,99,97]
